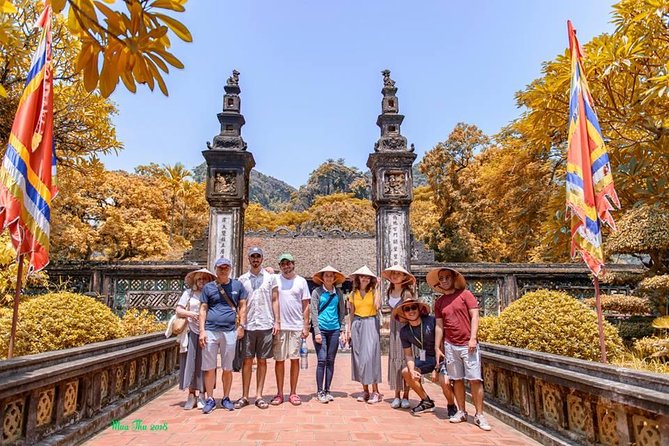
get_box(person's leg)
[255,329,273,402]
[313,330,326,393]
[401,366,428,400]
[289,358,300,395]
[438,374,456,405]
[240,330,255,399]
[453,379,466,410]
[201,330,218,399]
[275,360,285,395]
[256,358,267,398]
[288,331,301,396]
[324,330,340,392]
[471,379,484,413]
[273,331,287,398]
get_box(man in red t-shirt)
[430,267,491,431]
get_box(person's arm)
[403,346,420,380]
[176,291,197,319]
[347,294,355,342]
[237,297,247,339]
[337,289,347,339]
[302,297,311,340]
[271,286,280,335]
[435,317,444,363]
[373,288,382,311]
[310,288,322,342]
[198,302,208,347]
[468,307,479,353]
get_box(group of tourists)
[172,246,491,431]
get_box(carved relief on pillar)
[383,171,407,197]
[212,171,238,196]
[567,393,595,441]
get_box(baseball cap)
[248,247,264,256]
[278,253,295,263]
[214,257,232,268]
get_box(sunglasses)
[404,304,419,312]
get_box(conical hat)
[391,296,430,323]
[185,267,216,287]
[425,267,467,293]
[349,265,376,279]
[312,265,346,285]
[381,264,416,285]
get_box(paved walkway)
[86,353,539,446]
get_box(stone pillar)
[367,70,417,300]
[203,70,255,278]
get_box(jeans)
[312,329,340,392]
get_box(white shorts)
[444,341,482,381]
[202,330,237,371]
[273,330,302,361]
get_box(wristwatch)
[240,323,247,329]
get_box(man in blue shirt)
[199,257,247,413]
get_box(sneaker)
[317,391,329,404]
[367,392,382,404]
[325,391,334,402]
[447,404,458,418]
[221,397,235,411]
[400,398,411,409]
[183,394,196,410]
[449,409,468,423]
[410,398,435,415]
[202,397,216,414]
[196,395,206,410]
[475,413,492,431]
[390,397,401,409]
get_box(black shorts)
[415,355,437,374]
[242,329,273,359]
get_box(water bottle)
[299,339,308,369]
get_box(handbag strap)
[318,289,338,314]
[218,284,238,313]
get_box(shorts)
[202,330,237,371]
[243,328,273,359]
[444,341,482,381]
[273,330,302,361]
[414,355,437,374]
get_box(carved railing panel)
[480,343,669,446]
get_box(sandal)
[270,394,283,406]
[234,397,249,409]
[255,398,269,409]
[288,394,302,406]
[356,392,370,402]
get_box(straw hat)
[312,265,346,285]
[391,296,430,323]
[426,267,467,293]
[349,265,377,288]
[381,264,416,286]
[185,267,216,287]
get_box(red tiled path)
[85,353,539,446]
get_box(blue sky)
[101,0,615,188]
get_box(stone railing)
[479,343,669,446]
[0,333,179,445]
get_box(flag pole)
[593,274,607,363]
[7,254,24,359]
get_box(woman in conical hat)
[382,264,416,409]
[309,266,346,403]
[347,266,383,404]
[176,267,215,410]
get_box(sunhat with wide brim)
[392,296,430,323]
[381,264,416,286]
[426,267,467,293]
[312,265,346,286]
[349,265,378,288]
[185,268,216,287]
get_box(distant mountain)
[413,164,427,187]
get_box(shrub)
[477,316,497,342]
[638,275,669,315]
[608,316,656,344]
[0,292,124,358]
[633,337,669,361]
[486,289,624,361]
[120,309,165,337]
[583,294,651,316]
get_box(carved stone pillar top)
[207,69,247,151]
[374,70,415,154]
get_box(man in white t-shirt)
[234,247,280,410]
[270,253,311,406]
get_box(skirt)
[387,315,406,390]
[350,316,382,385]
[179,330,203,391]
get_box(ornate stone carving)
[596,404,620,446]
[213,172,237,195]
[115,367,124,394]
[381,136,407,151]
[208,135,247,151]
[382,69,395,88]
[227,69,240,87]
[512,375,521,408]
[483,363,494,394]
[383,172,406,196]
[63,381,78,417]
[2,398,24,442]
[497,371,509,402]
[567,394,594,440]
[245,227,373,239]
[158,351,165,374]
[100,371,109,400]
[540,382,562,427]
[36,388,55,426]
[140,357,148,382]
[632,415,661,446]
[129,361,137,388]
